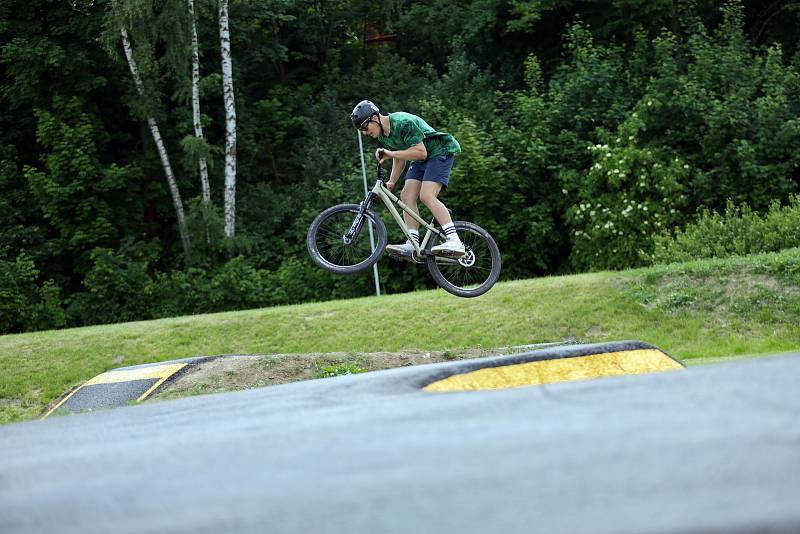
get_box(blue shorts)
[405,154,455,187]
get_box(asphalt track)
[41,340,683,415]
[2,352,800,534]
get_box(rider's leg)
[400,179,422,234]
[420,181,451,226]
[421,182,462,248]
[419,159,465,256]
[385,179,422,258]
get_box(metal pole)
[358,131,381,296]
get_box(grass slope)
[2,249,799,424]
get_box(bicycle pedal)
[386,250,415,262]
[433,250,466,258]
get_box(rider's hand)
[386,180,397,191]
[376,148,393,163]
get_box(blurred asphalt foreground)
[1,346,799,534]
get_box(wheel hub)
[458,248,476,267]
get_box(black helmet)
[350,100,379,128]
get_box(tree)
[118,23,191,256]
[187,0,212,207]
[219,0,237,238]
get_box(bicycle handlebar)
[376,149,387,183]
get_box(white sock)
[409,229,419,245]
[441,223,461,244]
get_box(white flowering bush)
[564,117,690,270]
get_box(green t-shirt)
[377,112,461,159]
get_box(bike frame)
[354,158,449,257]
[368,179,446,255]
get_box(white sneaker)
[431,239,465,257]
[385,241,416,261]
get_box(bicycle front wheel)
[426,221,501,298]
[307,203,387,275]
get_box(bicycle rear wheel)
[307,203,387,275]
[426,221,501,298]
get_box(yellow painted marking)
[41,363,187,419]
[424,349,683,392]
[83,363,186,386]
[135,365,187,401]
[41,385,84,419]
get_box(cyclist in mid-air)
[350,100,464,258]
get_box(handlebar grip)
[376,160,386,182]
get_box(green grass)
[2,248,799,424]
[313,361,367,379]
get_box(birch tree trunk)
[187,0,211,206]
[120,26,190,256]
[219,0,237,239]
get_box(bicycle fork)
[343,193,377,244]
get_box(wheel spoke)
[427,223,500,296]
[311,208,379,268]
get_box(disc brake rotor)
[458,248,476,267]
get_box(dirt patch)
[152,344,571,401]
[0,398,22,409]
[584,325,610,339]
[719,273,800,298]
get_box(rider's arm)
[388,159,407,187]
[387,142,427,162]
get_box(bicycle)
[306,157,501,298]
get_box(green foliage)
[441,349,458,361]
[397,0,505,69]
[72,239,159,325]
[74,243,287,324]
[183,198,227,268]
[648,196,800,264]
[0,146,41,260]
[506,0,545,33]
[273,257,330,303]
[507,0,686,42]
[564,114,690,271]
[204,256,276,309]
[101,0,191,117]
[313,360,366,379]
[23,98,128,270]
[446,105,559,275]
[548,22,639,135]
[3,0,800,333]
[0,251,66,333]
[632,3,800,212]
